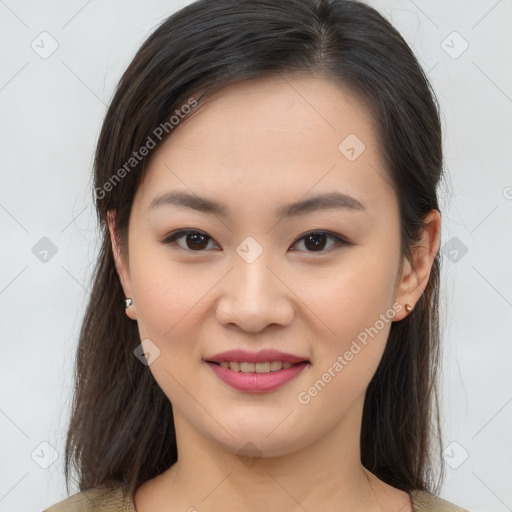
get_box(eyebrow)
[148,190,366,218]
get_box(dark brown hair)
[65,0,444,498]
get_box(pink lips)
[204,349,310,393]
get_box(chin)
[221,434,301,460]
[204,417,309,459]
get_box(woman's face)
[112,76,426,458]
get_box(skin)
[109,75,441,512]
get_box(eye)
[290,230,350,253]
[163,229,350,253]
[163,229,220,251]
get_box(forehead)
[134,75,396,222]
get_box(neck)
[145,395,386,512]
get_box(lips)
[204,349,310,392]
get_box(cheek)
[296,266,395,422]
[307,250,398,345]
[299,247,399,413]
[128,248,211,404]
[129,245,214,339]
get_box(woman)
[44,0,469,510]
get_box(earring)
[405,303,413,312]
[125,298,133,309]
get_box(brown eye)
[291,231,349,253]
[163,230,219,251]
[163,229,350,254]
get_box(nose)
[215,251,294,333]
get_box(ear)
[393,209,441,321]
[107,210,137,321]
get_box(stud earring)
[405,303,413,312]
[124,298,133,309]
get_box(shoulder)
[411,490,470,512]
[42,483,135,512]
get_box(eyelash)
[162,229,351,254]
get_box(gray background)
[1,1,511,511]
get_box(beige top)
[43,483,470,511]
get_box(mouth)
[204,350,311,392]
[206,360,309,373]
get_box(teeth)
[255,362,270,373]
[220,361,240,371]
[270,361,282,371]
[216,361,298,373]
[240,362,255,373]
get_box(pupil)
[305,233,326,251]
[188,233,208,250]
